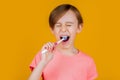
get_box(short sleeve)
[29,51,42,71]
[87,58,98,80]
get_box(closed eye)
[67,25,71,26]
[66,24,72,27]
[55,24,61,27]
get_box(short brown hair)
[49,4,83,29]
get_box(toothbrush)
[41,36,67,54]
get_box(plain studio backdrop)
[0,0,120,80]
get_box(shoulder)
[29,50,42,71]
[78,51,98,79]
[78,51,94,62]
[77,50,97,69]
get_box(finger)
[47,42,54,51]
[46,42,51,51]
[42,44,48,50]
[41,42,55,53]
[48,42,54,49]
[51,43,56,51]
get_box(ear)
[77,24,83,33]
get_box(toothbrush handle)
[41,39,63,54]
[41,49,48,54]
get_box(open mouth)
[60,36,70,42]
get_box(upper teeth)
[62,36,68,40]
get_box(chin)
[60,43,72,49]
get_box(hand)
[41,42,55,65]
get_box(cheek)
[69,26,78,34]
[53,28,59,34]
[69,27,78,39]
[52,29,60,38]
[69,28,76,32]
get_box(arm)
[28,61,46,80]
[28,42,55,80]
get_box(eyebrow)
[56,22,74,24]
[66,22,74,24]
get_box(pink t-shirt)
[30,50,98,80]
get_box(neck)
[55,45,78,56]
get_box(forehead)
[56,10,78,23]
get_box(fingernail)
[54,42,57,46]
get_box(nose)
[61,26,67,32]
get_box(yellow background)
[0,0,120,80]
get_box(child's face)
[51,10,82,48]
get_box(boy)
[29,4,98,80]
